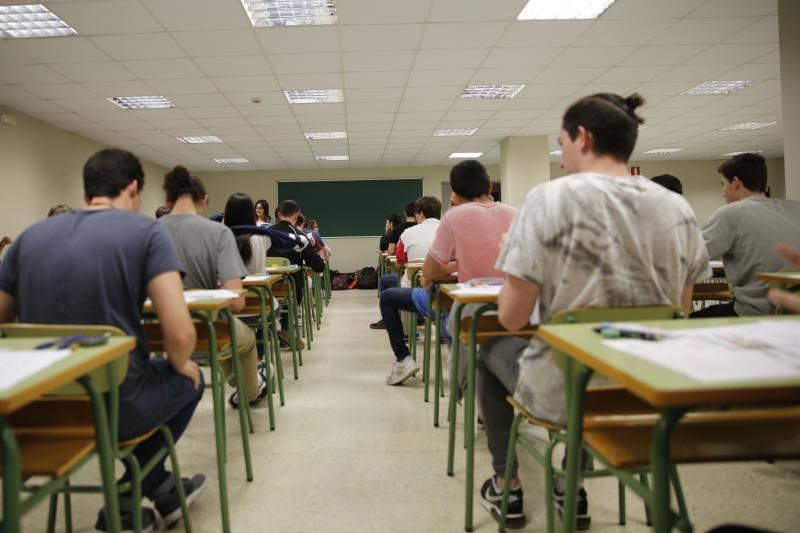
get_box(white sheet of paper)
[451,285,502,297]
[603,321,800,383]
[709,260,724,269]
[183,290,242,302]
[243,275,268,282]
[0,349,73,392]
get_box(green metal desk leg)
[446,303,466,476]
[422,284,434,403]
[285,275,302,373]
[561,361,593,533]
[254,289,276,430]
[224,309,255,478]
[265,285,286,405]
[2,418,23,533]
[433,289,443,427]
[651,409,687,533]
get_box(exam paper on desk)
[0,349,73,392]
[603,321,800,383]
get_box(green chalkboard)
[277,179,423,238]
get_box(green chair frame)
[267,258,304,379]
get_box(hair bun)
[624,93,645,124]
[165,165,193,188]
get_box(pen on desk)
[593,325,663,341]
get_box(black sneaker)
[93,500,155,533]
[369,319,386,329]
[479,476,526,529]
[228,372,269,409]
[153,474,208,529]
[553,483,591,530]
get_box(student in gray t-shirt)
[694,153,800,317]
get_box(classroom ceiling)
[0,0,783,171]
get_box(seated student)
[477,93,710,529]
[269,200,325,345]
[380,213,402,253]
[155,205,170,219]
[0,148,206,531]
[651,173,683,195]
[47,204,72,217]
[694,153,800,317]
[159,167,267,409]
[305,218,331,258]
[387,201,416,256]
[255,198,271,227]
[224,193,271,276]
[379,196,441,385]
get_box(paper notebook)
[0,348,72,392]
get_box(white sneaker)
[385,356,420,386]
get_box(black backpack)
[356,266,378,290]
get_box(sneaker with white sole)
[553,481,591,530]
[385,356,419,385]
[479,476,526,529]
[228,371,269,409]
[93,499,155,533]
[153,473,208,529]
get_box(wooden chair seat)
[458,315,538,344]
[692,282,732,301]
[143,321,231,352]
[19,435,96,477]
[239,296,275,316]
[584,407,800,469]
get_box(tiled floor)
[25,290,800,532]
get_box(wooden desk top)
[440,283,501,305]
[144,289,245,313]
[0,336,135,415]
[242,274,282,287]
[265,265,301,274]
[757,272,800,285]
[538,316,800,408]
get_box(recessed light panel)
[240,0,336,27]
[316,155,349,161]
[721,150,763,157]
[517,0,616,20]
[461,85,525,100]
[214,158,250,164]
[0,4,77,38]
[550,150,562,155]
[285,89,343,104]
[681,80,760,96]
[305,131,347,140]
[108,96,174,110]
[718,122,776,131]
[176,136,223,144]
[449,152,483,158]
[433,128,477,137]
[643,148,683,154]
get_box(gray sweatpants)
[477,336,527,477]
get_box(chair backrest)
[547,306,685,377]
[266,256,290,267]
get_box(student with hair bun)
[159,166,268,409]
[476,94,710,529]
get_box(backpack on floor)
[356,266,378,290]
[331,272,354,291]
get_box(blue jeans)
[379,273,399,292]
[379,287,417,361]
[118,358,205,499]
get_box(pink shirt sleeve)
[428,214,455,266]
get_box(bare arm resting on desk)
[0,290,14,323]
[498,274,540,331]
[147,271,200,389]
[421,253,457,289]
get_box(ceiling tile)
[141,0,250,31]
[575,19,676,46]
[420,22,507,49]
[603,0,705,19]
[173,30,262,57]
[168,93,231,107]
[212,75,280,92]
[685,43,777,65]
[718,62,780,80]
[10,37,109,63]
[342,51,416,72]
[123,58,203,79]
[402,85,462,100]
[618,45,710,66]
[0,65,70,84]
[406,69,474,87]
[689,0,777,18]
[498,21,593,47]
[8,100,68,114]
[50,61,137,83]
[90,33,186,60]
[0,42,36,66]
[552,46,638,68]
[147,77,219,94]
[428,0,528,22]
[344,71,407,89]
[341,25,424,51]
[533,67,606,84]
[0,85,36,101]
[414,49,489,70]
[592,65,671,83]
[481,47,563,69]
[469,68,534,84]
[194,55,271,77]
[653,64,736,82]
[337,0,432,24]
[268,53,340,74]
[346,101,399,113]
[649,17,760,45]
[81,80,156,97]
[49,1,163,34]
[19,83,98,99]
[183,105,240,118]
[225,91,286,106]
[344,87,404,102]
[255,26,339,54]
[275,73,341,89]
[724,16,778,44]
[398,100,452,112]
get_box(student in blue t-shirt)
[0,148,207,532]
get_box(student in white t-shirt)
[477,93,710,529]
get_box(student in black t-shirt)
[386,202,416,255]
[380,213,402,253]
[0,148,206,532]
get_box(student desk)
[0,334,135,533]
[265,265,305,369]
[144,290,248,533]
[537,316,800,533]
[757,271,800,286]
[439,284,538,533]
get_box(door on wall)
[441,181,502,211]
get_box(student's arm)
[387,242,397,255]
[680,286,693,316]
[421,253,457,289]
[768,244,800,313]
[0,291,15,323]
[701,208,736,260]
[147,271,200,389]
[302,245,325,273]
[396,239,408,264]
[498,274,540,331]
[220,277,245,313]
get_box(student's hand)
[768,243,800,313]
[0,236,11,249]
[178,359,202,390]
[420,274,431,289]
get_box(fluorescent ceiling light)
[517,0,616,20]
[108,96,174,110]
[240,0,336,27]
[176,136,223,144]
[214,158,250,164]
[305,131,347,140]
[722,150,763,157]
[449,152,483,159]
[285,89,343,104]
[718,122,776,131]
[0,4,77,38]
[643,148,683,154]
[433,128,477,137]
[316,155,349,161]
[461,85,525,100]
[550,150,562,155]
[681,80,760,96]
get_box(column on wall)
[499,135,551,207]
[779,0,800,199]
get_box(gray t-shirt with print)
[702,196,800,316]
[159,214,248,289]
[496,173,710,424]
